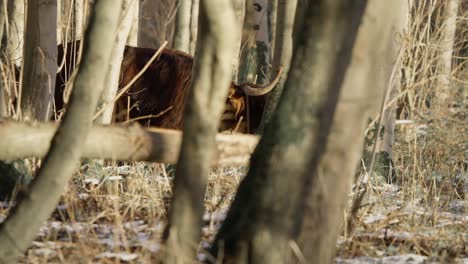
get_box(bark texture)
[258,0,297,132]
[126,0,139,46]
[19,0,57,121]
[0,0,6,117]
[0,1,121,262]
[376,0,410,176]
[5,0,24,67]
[231,0,246,82]
[209,1,367,263]
[437,0,460,103]
[173,0,192,52]
[163,0,238,262]
[298,1,409,262]
[95,0,137,124]
[189,0,199,55]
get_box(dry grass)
[0,0,466,263]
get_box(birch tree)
[189,0,199,55]
[173,0,192,52]
[5,0,24,67]
[95,0,137,124]
[0,0,7,117]
[437,0,460,103]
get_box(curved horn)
[239,65,284,96]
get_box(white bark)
[378,0,411,157]
[95,0,137,125]
[173,0,192,52]
[5,0,24,67]
[231,0,245,81]
[126,0,139,46]
[437,0,459,103]
[0,0,6,117]
[189,0,199,55]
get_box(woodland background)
[0,0,466,263]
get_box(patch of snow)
[84,178,100,185]
[363,213,387,225]
[96,252,138,261]
[336,254,427,264]
[107,175,123,181]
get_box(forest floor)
[0,156,465,263]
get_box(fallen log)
[0,120,259,166]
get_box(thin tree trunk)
[188,0,199,55]
[377,0,409,170]
[0,0,6,117]
[126,0,139,46]
[231,0,245,82]
[5,0,24,67]
[298,1,409,262]
[19,0,57,121]
[0,80,5,117]
[173,0,192,52]
[268,0,277,58]
[163,0,238,262]
[0,0,121,262]
[437,0,459,103]
[209,1,368,263]
[95,0,137,124]
[258,0,297,133]
[238,0,257,83]
[252,0,270,84]
[0,0,5,45]
[238,0,273,133]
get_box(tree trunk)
[163,0,238,262]
[19,0,57,121]
[0,0,5,46]
[231,0,245,82]
[298,0,409,262]
[251,0,271,84]
[0,0,6,117]
[95,0,137,125]
[4,0,24,67]
[0,0,121,262]
[173,0,192,52]
[126,0,139,46]
[375,0,410,182]
[437,0,460,103]
[267,0,277,58]
[188,0,199,55]
[209,1,368,263]
[258,0,297,133]
[238,0,257,83]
